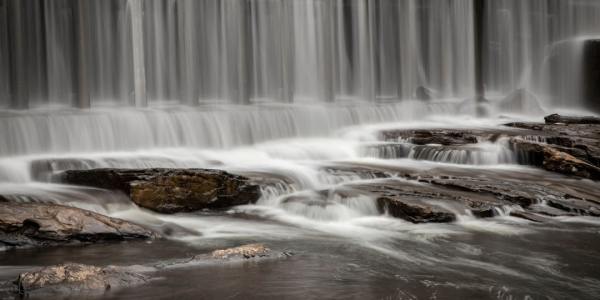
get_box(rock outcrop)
[211,244,271,259]
[15,263,150,296]
[544,113,600,125]
[380,129,481,146]
[61,168,261,213]
[9,244,289,297]
[376,114,600,180]
[321,162,600,223]
[0,202,156,249]
[506,114,600,179]
[510,138,600,180]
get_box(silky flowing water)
[1,0,600,299]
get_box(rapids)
[0,110,599,298]
[1,0,600,299]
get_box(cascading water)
[1,1,600,299]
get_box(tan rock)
[0,202,156,248]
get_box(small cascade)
[0,102,454,157]
[408,142,516,165]
[361,139,518,165]
[492,205,525,218]
[275,190,379,222]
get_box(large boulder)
[61,168,261,214]
[0,203,156,249]
[510,138,600,180]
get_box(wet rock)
[30,158,100,181]
[10,244,287,297]
[349,180,509,223]
[412,170,600,217]
[509,211,551,223]
[545,197,600,217]
[505,118,600,174]
[510,138,600,180]
[61,168,261,214]
[415,86,435,101]
[583,39,600,112]
[328,162,600,220]
[154,244,293,269]
[0,203,156,248]
[210,243,271,259]
[14,263,150,296]
[380,129,480,146]
[544,114,600,125]
[377,195,456,223]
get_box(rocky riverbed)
[0,114,599,299]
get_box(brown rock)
[211,243,271,259]
[15,263,149,296]
[0,202,156,248]
[380,129,480,146]
[348,180,509,223]
[510,138,600,180]
[61,168,261,214]
[509,211,551,223]
[544,114,600,125]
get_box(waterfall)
[484,0,600,109]
[0,0,599,154]
[0,0,477,107]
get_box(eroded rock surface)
[210,243,272,260]
[61,168,261,213]
[376,114,600,180]
[321,163,600,223]
[544,113,600,125]
[15,263,150,296]
[8,243,289,297]
[0,202,156,248]
[510,138,600,180]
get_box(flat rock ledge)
[9,244,290,297]
[320,163,600,224]
[377,114,600,180]
[61,168,261,214]
[0,202,156,249]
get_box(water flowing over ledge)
[2,0,600,110]
[0,101,465,156]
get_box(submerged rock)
[155,243,292,269]
[0,202,156,249]
[9,243,288,297]
[348,180,510,223]
[61,168,261,214]
[15,263,150,296]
